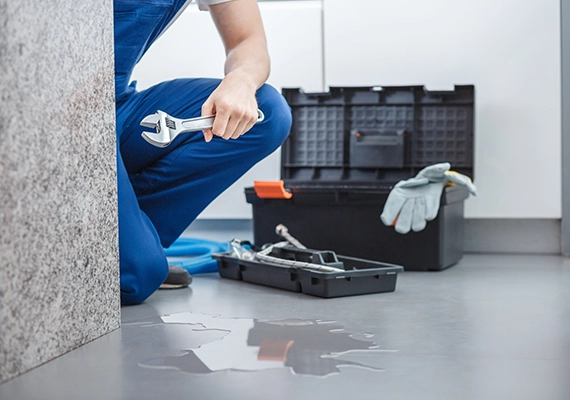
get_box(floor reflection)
[139,312,396,377]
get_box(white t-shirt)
[162,0,234,36]
[195,0,234,11]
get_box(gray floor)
[1,224,570,400]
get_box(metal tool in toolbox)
[215,224,404,298]
[140,109,265,148]
[229,224,344,273]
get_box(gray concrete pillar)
[0,0,120,383]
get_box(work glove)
[380,162,477,234]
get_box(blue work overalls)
[114,0,292,305]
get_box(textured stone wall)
[0,0,120,383]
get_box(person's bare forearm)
[201,0,271,141]
[223,36,270,93]
[213,0,270,92]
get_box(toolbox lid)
[280,85,474,186]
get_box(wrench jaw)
[140,112,160,129]
[141,132,171,148]
[140,111,174,148]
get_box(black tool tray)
[213,245,403,298]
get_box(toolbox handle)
[254,180,293,199]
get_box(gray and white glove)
[380,163,477,234]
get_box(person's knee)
[120,253,168,305]
[256,84,292,154]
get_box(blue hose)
[164,237,230,275]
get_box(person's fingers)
[203,99,231,139]
[221,116,241,140]
[412,196,427,232]
[201,99,219,142]
[230,120,248,139]
[395,198,414,234]
[229,110,257,139]
[211,111,230,139]
[231,112,258,139]
[207,105,258,140]
[380,192,407,226]
[202,129,214,143]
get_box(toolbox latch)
[254,180,293,199]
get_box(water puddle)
[139,312,396,377]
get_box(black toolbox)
[246,85,475,271]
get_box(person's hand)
[202,0,269,142]
[380,163,477,234]
[201,72,260,143]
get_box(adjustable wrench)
[140,109,265,148]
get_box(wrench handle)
[180,115,215,131]
[181,109,264,132]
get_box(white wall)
[132,0,562,220]
[323,0,561,219]
[131,1,324,219]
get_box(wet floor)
[138,312,394,376]
[1,254,570,400]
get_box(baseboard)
[184,219,254,243]
[188,218,562,255]
[464,218,561,254]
